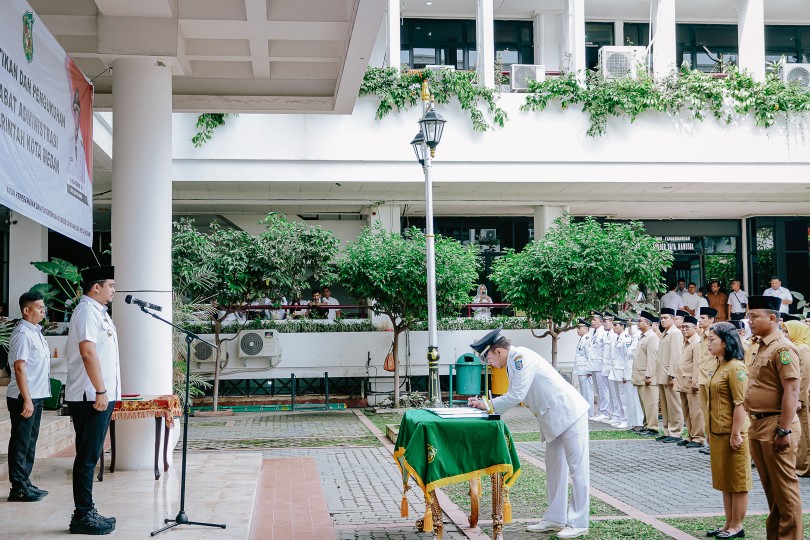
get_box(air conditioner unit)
[424,65,456,80]
[781,63,810,91]
[238,329,281,358]
[479,229,498,242]
[511,64,546,91]
[191,341,214,363]
[599,46,646,80]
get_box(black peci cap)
[748,296,782,311]
[80,266,114,284]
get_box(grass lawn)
[362,410,404,435]
[663,514,810,539]
[441,460,622,518]
[483,519,671,539]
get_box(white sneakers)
[557,526,589,538]
[526,521,565,534]
[591,414,608,422]
[615,422,629,429]
[526,522,588,538]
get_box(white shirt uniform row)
[65,296,122,402]
[6,321,52,400]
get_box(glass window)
[785,253,810,307]
[496,49,519,65]
[694,25,738,48]
[678,24,741,71]
[624,23,650,47]
[766,26,797,48]
[413,47,437,68]
[755,226,775,294]
[585,22,614,48]
[400,49,410,66]
[784,219,810,252]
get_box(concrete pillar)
[111,57,174,470]
[533,205,569,240]
[369,204,401,234]
[564,0,586,79]
[533,13,563,71]
[386,0,401,70]
[738,0,765,81]
[8,214,47,318]
[476,0,495,88]
[651,0,677,78]
[614,21,625,47]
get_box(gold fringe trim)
[503,486,512,524]
[401,483,410,517]
[423,492,433,532]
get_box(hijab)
[785,320,810,348]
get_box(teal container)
[454,353,483,395]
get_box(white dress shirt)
[6,321,51,399]
[728,289,748,314]
[660,291,685,310]
[66,296,121,401]
[323,296,340,320]
[763,286,791,314]
[681,292,700,312]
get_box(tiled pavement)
[184,411,370,441]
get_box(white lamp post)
[411,80,446,407]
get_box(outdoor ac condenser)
[190,341,214,364]
[599,46,646,80]
[781,64,810,90]
[479,229,498,242]
[511,64,546,91]
[238,329,281,358]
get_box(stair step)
[0,421,75,483]
[0,413,69,440]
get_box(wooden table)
[98,395,181,481]
[394,409,521,540]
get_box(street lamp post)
[410,79,446,407]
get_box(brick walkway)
[184,411,370,441]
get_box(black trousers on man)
[67,398,114,515]
[730,312,746,321]
[6,396,44,490]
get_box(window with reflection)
[765,26,810,64]
[585,22,615,70]
[677,24,738,72]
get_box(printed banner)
[0,0,93,246]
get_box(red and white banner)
[0,0,93,246]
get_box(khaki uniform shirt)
[798,344,810,404]
[708,359,749,435]
[744,337,759,368]
[743,331,800,414]
[655,326,683,385]
[697,332,720,386]
[674,333,701,393]
[632,329,659,386]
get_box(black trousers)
[6,396,44,489]
[67,398,114,515]
[730,312,746,321]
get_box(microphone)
[125,295,163,312]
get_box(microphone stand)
[129,305,226,536]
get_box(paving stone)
[182,410,370,441]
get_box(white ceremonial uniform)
[763,286,792,314]
[492,346,590,530]
[623,329,644,428]
[608,331,630,424]
[7,321,52,400]
[603,330,620,420]
[66,296,121,402]
[589,327,610,417]
[574,333,595,418]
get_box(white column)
[386,0,401,70]
[738,0,765,81]
[564,0,586,79]
[533,205,569,240]
[368,204,401,234]
[650,0,677,78]
[534,13,563,71]
[614,21,625,47]
[111,57,174,470]
[8,214,47,318]
[476,0,495,88]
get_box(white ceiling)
[402,0,810,23]
[28,0,386,113]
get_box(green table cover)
[394,409,521,497]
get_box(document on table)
[424,408,489,419]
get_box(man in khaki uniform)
[697,307,719,455]
[656,308,685,443]
[674,315,704,449]
[632,311,660,436]
[744,296,803,540]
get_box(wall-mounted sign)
[655,236,696,252]
[0,0,93,246]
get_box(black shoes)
[676,439,689,446]
[686,441,703,449]
[717,529,745,538]
[27,484,48,496]
[8,486,44,502]
[706,528,725,537]
[655,435,668,441]
[699,446,711,455]
[663,436,682,443]
[69,508,116,535]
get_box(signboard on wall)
[0,0,93,246]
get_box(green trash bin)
[43,378,62,410]
[454,353,483,395]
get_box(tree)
[172,214,339,410]
[490,216,673,366]
[336,226,480,407]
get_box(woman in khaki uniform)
[706,322,751,539]
[784,320,810,477]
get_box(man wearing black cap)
[601,312,620,425]
[65,266,119,535]
[633,311,660,435]
[745,295,803,540]
[468,329,590,538]
[656,308,684,443]
[573,319,595,419]
[674,315,704,449]
[697,307,719,455]
[589,312,610,422]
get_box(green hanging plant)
[192,113,230,147]
[359,66,508,132]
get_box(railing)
[464,302,513,317]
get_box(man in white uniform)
[321,286,341,320]
[660,283,685,311]
[763,276,792,314]
[589,312,610,421]
[469,329,590,539]
[573,319,595,418]
[65,266,121,535]
[608,317,630,429]
[681,282,700,316]
[602,312,619,424]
